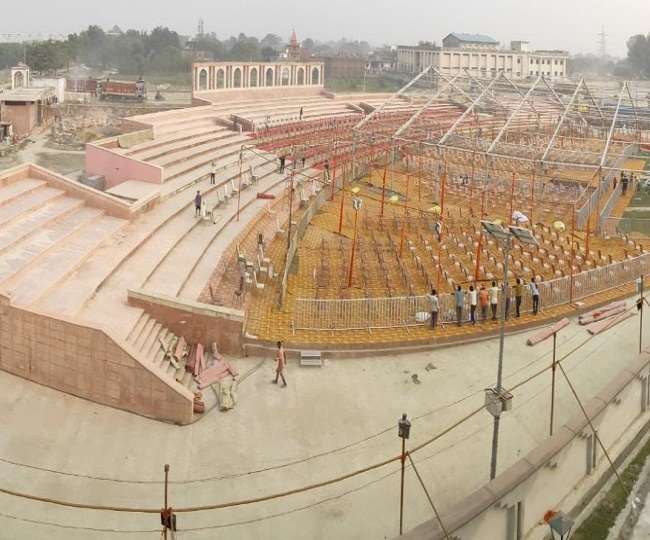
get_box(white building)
[397,34,568,80]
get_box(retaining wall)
[85,141,164,189]
[127,289,244,355]
[402,352,650,540]
[0,294,194,425]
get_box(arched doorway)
[297,68,305,85]
[233,67,242,88]
[13,71,24,88]
[250,68,258,87]
[281,68,290,86]
[198,69,208,90]
[311,67,320,85]
[265,68,274,87]
[216,69,225,89]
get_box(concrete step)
[130,128,229,162]
[0,187,66,229]
[131,315,155,351]
[150,131,240,167]
[125,310,147,342]
[147,327,170,362]
[38,158,275,322]
[140,322,162,355]
[0,206,105,285]
[144,166,284,297]
[0,178,46,207]
[0,197,85,255]
[157,134,248,173]
[7,215,127,306]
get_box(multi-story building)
[396,33,568,80]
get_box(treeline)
[0,25,373,76]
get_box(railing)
[576,145,636,229]
[294,253,650,331]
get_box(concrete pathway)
[0,295,646,539]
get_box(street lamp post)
[481,221,538,480]
[398,413,411,536]
[347,191,362,288]
[545,510,575,540]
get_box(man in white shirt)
[530,277,540,315]
[210,161,217,185]
[468,285,478,325]
[489,281,499,320]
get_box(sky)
[4,0,650,57]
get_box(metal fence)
[294,253,650,331]
[576,145,636,229]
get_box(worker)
[273,341,287,387]
[428,289,439,330]
[455,285,464,326]
[210,161,217,185]
[194,190,202,218]
[489,280,499,320]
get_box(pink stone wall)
[0,295,194,424]
[0,102,38,139]
[85,142,164,189]
[128,291,244,355]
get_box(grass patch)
[572,432,650,540]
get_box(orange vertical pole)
[529,168,536,225]
[436,166,447,291]
[347,208,359,288]
[474,189,486,281]
[399,175,410,258]
[380,158,388,217]
[569,204,576,304]
[509,171,515,225]
[330,146,337,202]
[337,180,346,235]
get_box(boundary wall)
[402,352,650,540]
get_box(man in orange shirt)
[273,341,287,387]
[479,284,489,321]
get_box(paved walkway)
[0,292,646,539]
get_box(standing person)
[530,277,540,315]
[455,285,464,326]
[479,284,489,321]
[299,106,304,121]
[428,289,439,330]
[324,159,331,182]
[622,174,629,195]
[515,278,523,318]
[489,280,499,320]
[209,161,217,185]
[469,285,478,325]
[279,154,286,174]
[249,163,256,183]
[194,190,202,218]
[273,341,287,387]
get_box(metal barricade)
[293,253,650,331]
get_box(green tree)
[627,34,650,77]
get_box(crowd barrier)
[294,253,650,331]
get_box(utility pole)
[597,26,607,59]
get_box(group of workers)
[427,277,541,329]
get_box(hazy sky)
[5,0,650,57]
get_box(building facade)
[192,61,324,93]
[397,36,568,80]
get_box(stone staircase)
[0,177,127,307]
[125,311,195,390]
